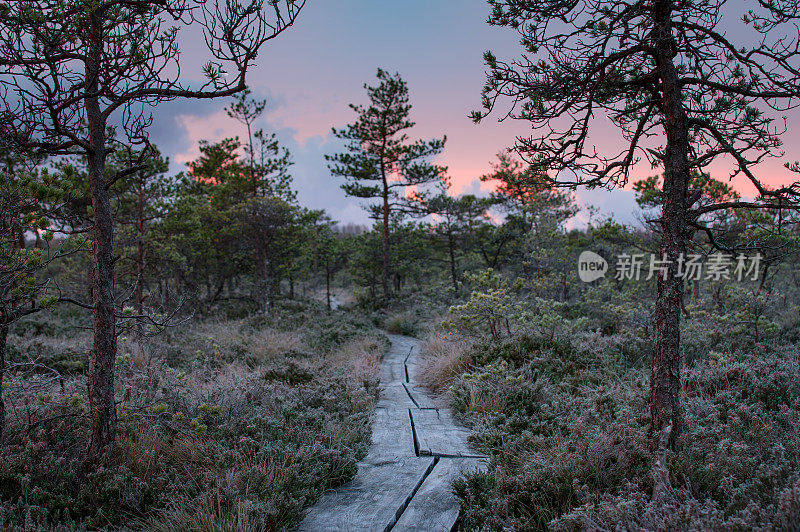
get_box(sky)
[147,0,798,229]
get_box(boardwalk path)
[299,334,486,531]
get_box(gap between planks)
[300,336,484,531]
[404,345,413,383]
[384,456,440,532]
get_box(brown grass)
[418,335,473,393]
[328,336,383,413]
[195,319,306,361]
[466,384,506,416]
[114,423,213,480]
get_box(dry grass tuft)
[418,334,473,393]
[466,385,506,416]
[195,320,306,362]
[114,423,213,480]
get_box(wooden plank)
[404,360,419,384]
[380,382,415,406]
[380,335,412,383]
[393,458,486,532]
[380,357,406,383]
[387,334,417,360]
[402,383,438,409]
[366,406,417,460]
[301,335,485,531]
[298,457,435,532]
[410,409,485,459]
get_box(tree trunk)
[86,7,117,457]
[269,273,278,309]
[326,258,331,312]
[448,231,458,292]
[247,122,258,198]
[650,0,689,450]
[381,180,390,301]
[312,238,319,278]
[207,278,226,308]
[0,323,7,444]
[135,178,146,315]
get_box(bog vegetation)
[2,0,800,531]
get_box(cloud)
[152,96,374,225]
[146,97,225,172]
[171,110,244,165]
[146,0,800,228]
[455,178,490,197]
[570,187,642,229]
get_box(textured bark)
[134,178,146,315]
[86,9,117,457]
[0,323,7,444]
[447,231,458,292]
[650,0,689,449]
[381,175,390,301]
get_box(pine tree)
[0,0,305,455]
[473,0,800,450]
[327,69,446,301]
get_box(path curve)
[299,334,486,531]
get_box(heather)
[3,2,800,530]
[416,264,800,530]
[0,303,384,530]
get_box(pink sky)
[159,0,800,225]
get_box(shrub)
[418,334,473,393]
[1,304,384,531]
[442,269,524,341]
[442,288,800,530]
[383,312,419,337]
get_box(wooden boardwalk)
[298,334,486,531]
